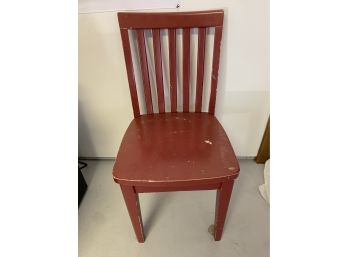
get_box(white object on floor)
[259,159,270,204]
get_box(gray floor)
[79,160,269,257]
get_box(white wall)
[78,0,269,158]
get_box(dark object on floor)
[79,161,88,206]
[255,117,270,164]
[113,10,240,243]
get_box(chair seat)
[113,113,239,187]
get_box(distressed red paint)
[114,10,240,242]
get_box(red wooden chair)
[113,9,240,242]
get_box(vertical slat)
[136,29,153,114]
[209,26,223,114]
[152,29,165,113]
[182,28,190,112]
[195,27,206,113]
[119,29,140,117]
[169,29,177,112]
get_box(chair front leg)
[214,180,234,241]
[120,185,145,243]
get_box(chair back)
[118,10,224,117]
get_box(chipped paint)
[228,166,235,171]
[115,173,239,183]
[138,216,144,238]
[204,140,213,145]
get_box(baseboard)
[78,157,115,160]
[78,156,256,161]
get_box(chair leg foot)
[214,180,234,241]
[120,185,145,243]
